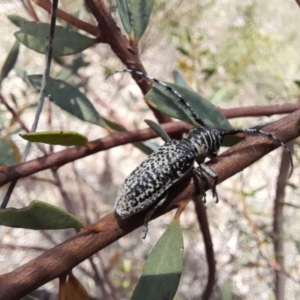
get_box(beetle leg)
[193,168,207,203]
[194,164,219,203]
[143,192,169,239]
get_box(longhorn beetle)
[108,69,293,238]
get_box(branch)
[84,0,171,123]
[193,188,216,300]
[34,0,99,37]
[0,110,299,300]
[272,140,295,300]
[1,104,299,187]
[0,121,192,187]
[221,103,300,118]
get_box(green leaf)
[28,75,108,128]
[176,46,190,56]
[7,14,28,27]
[202,67,217,80]
[0,200,84,229]
[131,220,183,300]
[133,140,159,155]
[295,240,300,254]
[102,116,158,155]
[0,138,20,166]
[0,40,20,84]
[144,119,171,142]
[221,280,233,300]
[21,296,36,300]
[15,22,95,56]
[210,87,238,105]
[116,0,132,34]
[145,82,233,130]
[172,70,190,89]
[294,80,300,89]
[14,66,31,86]
[20,131,88,146]
[129,0,154,40]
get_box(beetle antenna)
[106,69,206,127]
[220,128,293,177]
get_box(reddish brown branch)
[0,110,299,300]
[1,104,299,187]
[34,0,99,37]
[193,183,216,300]
[221,103,300,118]
[0,121,192,187]
[84,0,171,123]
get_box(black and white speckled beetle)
[108,69,293,237]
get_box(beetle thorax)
[187,127,223,158]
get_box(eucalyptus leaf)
[20,131,88,146]
[294,80,300,89]
[129,0,154,40]
[145,82,232,130]
[0,200,84,229]
[131,220,183,300]
[28,75,108,128]
[116,0,132,34]
[134,140,159,155]
[144,119,171,142]
[102,116,158,155]
[0,40,19,84]
[7,14,28,27]
[172,70,190,89]
[0,138,20,166]
[15,22,95,56]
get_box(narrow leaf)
[116,0,132,34]
[21,296,36,300]
[294,80,300,89]
[172,70,190,89]
[145,82,232,130]
[144,119,171,142]
[20,131,88,146]
[15,22,95,56]
[0,40,20,84]
[295,240,300,254]
[0,138,20,166]
[102,116,158,155]
[221,280,233,300]
[64,271,90,300]
[7,14,28,27]
[131,220,183,300]
[0,200,84,229]
[129,0,154,40]
[133,140,159,155]
[28,75,108,128]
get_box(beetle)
[108,69,293,238]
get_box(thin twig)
[34,0,100,37]
[193,176,216,300]
[84,0,171,123]
[272,140,295,300]
[0,93,47,155]
[1,0,58,208]
[221,103,300,118]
